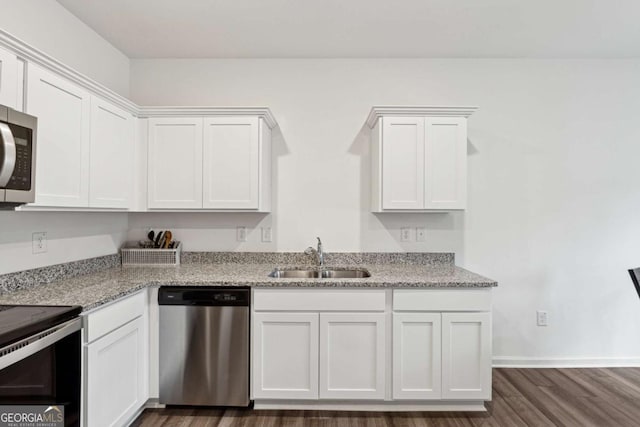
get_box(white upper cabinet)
[0,46,19,110]
[147,117,204,209]
[27,64,134,209]
[203,117,260,209]
[147,114,273,211]
[424,117,467,210]
[27,64,91,207]
[381,117,425,210]
[368,106,476,212]
[89,96,134,209]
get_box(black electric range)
[0,305,82,348]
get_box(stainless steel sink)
[268,269,319,278]
[321,269,370,278]
[268,268,370,279]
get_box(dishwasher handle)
[158,286,250,306]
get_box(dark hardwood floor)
[131,368,640,426]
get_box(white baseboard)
[493,356,640,368]
[253,400,487,412]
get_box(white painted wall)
[0,4,130,275]
[0,212,128,275]
[129,58,640,362]
[0,0,130,96]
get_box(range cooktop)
[0,305,82,348]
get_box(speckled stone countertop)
[0,253,497,311]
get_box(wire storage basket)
[121,241,182,266]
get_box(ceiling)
[56,0,640,59]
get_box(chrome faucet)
[304,237,324,267]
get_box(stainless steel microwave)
[0,105,37,209]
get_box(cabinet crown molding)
[0,29,138,114]
[366,106,478,128]
[138,106,278,129]
[0,29,279,129]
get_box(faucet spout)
[316,237,324,268]
[304,237,325,267]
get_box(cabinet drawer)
[84,291,146,343]
[393,289,491,312]
[253,289,386,312]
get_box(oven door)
[0,319,81,427]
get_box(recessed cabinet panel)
[89,97,133,208]
[393,313,441,400]
[27,64,90,207]
[148,118,203,209]
[441,312,491,400]
[86,317,145,427]
[253,312,319,399]
[0,46,18,109]
[382,117,425,210]
[319,313,385,400]
[425,118,466,209]
[203,117,259,209]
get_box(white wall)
[0,3,130,275]
[129,58,640,362]
[0,212,128,275]
[0,0,130,96]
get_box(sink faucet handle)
[304,246,315,255]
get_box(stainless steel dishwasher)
[158,287,250,407]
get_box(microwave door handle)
[0,123,16,187]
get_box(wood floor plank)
[499,369,592,426]
[132,368,640,427]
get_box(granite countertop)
[0,259,497,312]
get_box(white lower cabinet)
[86,318,145,427]
[392,312,442,400]
[252,288,492,410]
[253,312,319,399]
[319,313,386,399]
[441,312,492,400]
[83,291,148,427]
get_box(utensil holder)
[121,241,182,265]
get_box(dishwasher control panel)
[158,286,250,306]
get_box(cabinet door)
[253,312,319,399]
[0,46,18,109]
[86,317,146,427]
[424,117,467,210]
[89,96,133,208]
[147,117,203,209]
[203,117,259,209]
[381,117,425,210]
[27,64,91,207]
[441,312,491,400]
[319,313,385,400]
[393,313,441,400]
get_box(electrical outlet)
[400,227,411,242]
[261,227,272,242]
[416,227,426,242]
[536,310,548,326]
[32,232,47,254]
[236,226,248,242]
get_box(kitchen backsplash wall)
[0,212,128,275]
